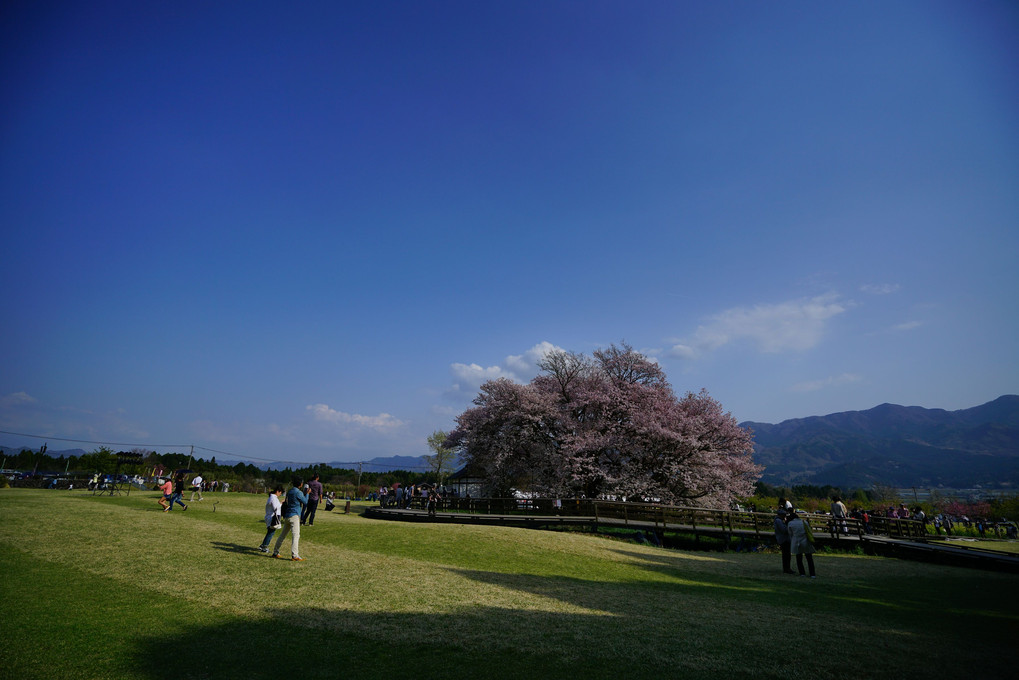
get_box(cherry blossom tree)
[445,378,563,497]
[447,343,761,508]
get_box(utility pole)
[32,443,47,476]
[356,462,363,498]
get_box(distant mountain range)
[743,395,1019,489]
[8,397,1018,488]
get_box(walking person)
[301,474,323,526]
[427,486,442,517]
[272,477,308,561]
[774,508,794,574]
[189,474,205,502]
[259,486,285,553]
[787,511,816,578]
[168,472,188,512]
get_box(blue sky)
[2,1,1017,465]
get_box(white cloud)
[790,373,862,393]
[266,423,299,440]
[504,341,562,379]
[1,391,37,407]
[668,293,849,359]
[306,404,405,430]
[451,362,510,385]
[860,283,901,295]
[446,341,565,400]
[668,344,697,360]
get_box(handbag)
[804,520,815,543]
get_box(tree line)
[0,446,445,497]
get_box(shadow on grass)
[121,552,1019,680]
[209,541,263,555]
[129,606,676,680]
[127,556,825,679]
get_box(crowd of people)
[842,502,1012,538]
[377,483,447,513]
[771,493,1019,576]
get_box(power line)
[192,445,297,464]
[0,429,189,449]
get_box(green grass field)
[1,488,1016,679]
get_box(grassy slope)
[1,489,1016,680]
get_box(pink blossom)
[448,344,761,507]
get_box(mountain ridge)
[743,395,1019,488]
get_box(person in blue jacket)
[272,477,308,561]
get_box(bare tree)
[538,349,592,400]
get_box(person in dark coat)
[774,508,794,574]
[168,472,188,511]
[301,474,323,526]
[427,487,442,517]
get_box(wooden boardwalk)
[364,499,1019,573]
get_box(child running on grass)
[158,478,173,512]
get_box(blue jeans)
[260,526,277,550]
[169,492,186,510]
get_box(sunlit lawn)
[1,488,1016,680]
[940,537,1019,554]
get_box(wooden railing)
[389,496,930,541]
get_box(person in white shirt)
[258,486,285,553]
[189,474,205,501]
